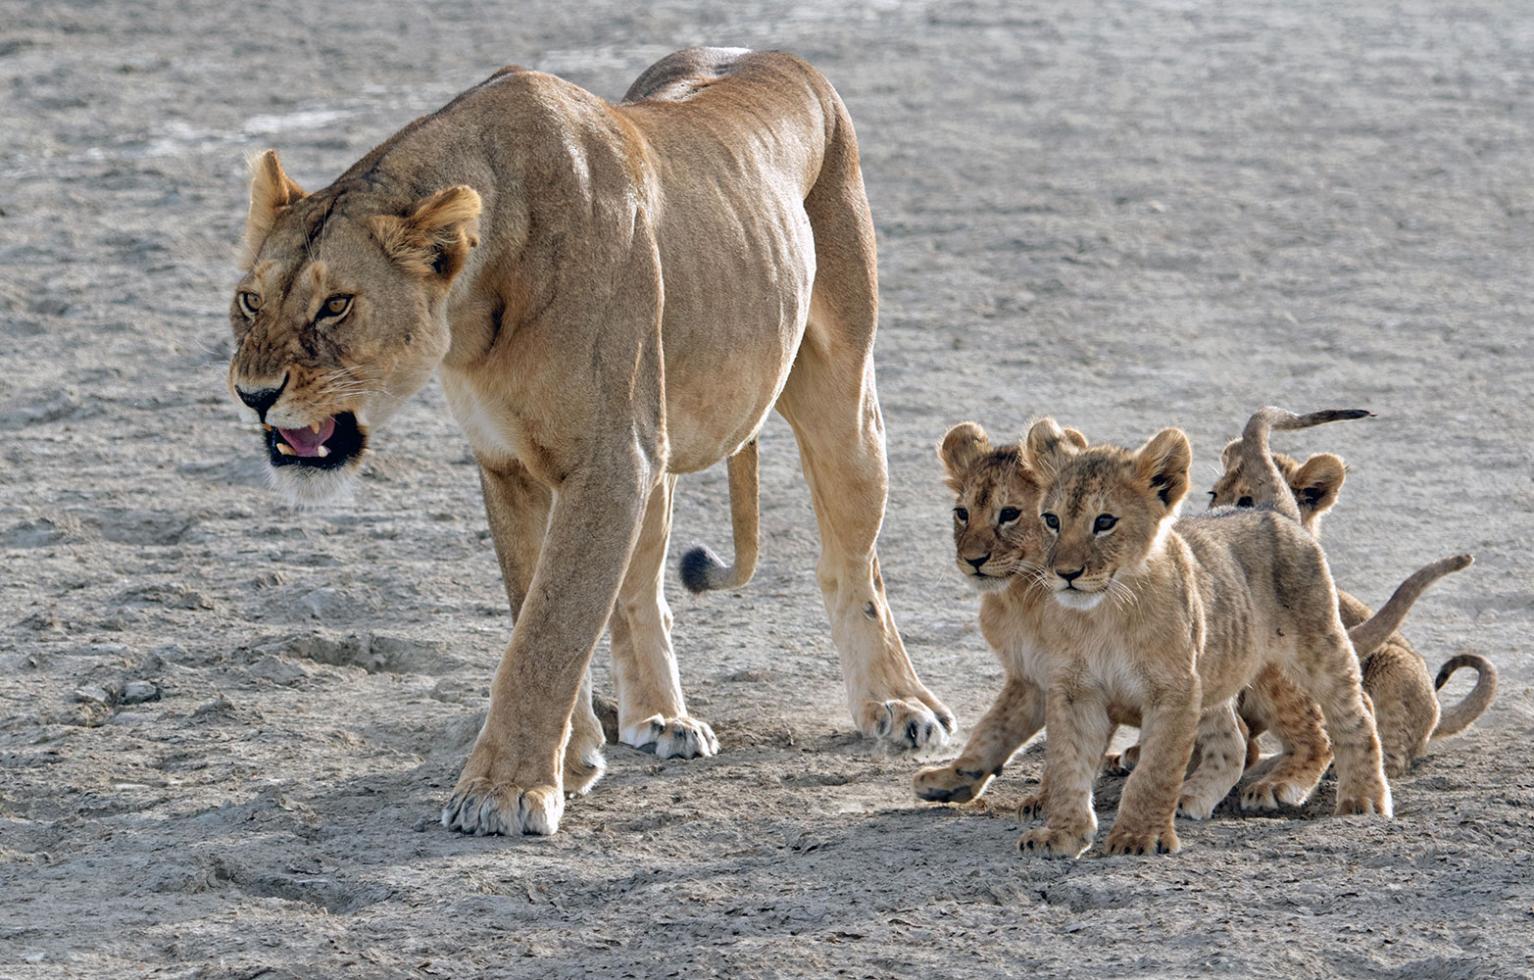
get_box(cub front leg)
[915,673,1044,804]
[1017,682,1112,859]
[1104,676,1200,856]
[444,463,650,836]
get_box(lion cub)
[1210,441,1495,775]
[1016,407,1391,858]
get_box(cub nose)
[1058,567,1084,584]
[965,553,991,571]
[235,375,287,421]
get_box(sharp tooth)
[315,445,330,458]
[310,421,321,434]
[276,444,296,456]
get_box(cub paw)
[620,715,720,760]
[441,778,564,837]
[1335,783,1393,818]
[1103,822,1179,856]
[913,762,994,803]
[860,697,954,750]
[1105,744,1140,774]
[1240,774,1313,811]
[1016,825,1091,859]
[1016,788,1048,821]
[1176,791,1219,821]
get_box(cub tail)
[680,439,760,594]
[1348,553,1473,655]
[1235,407,1372,524]
[1433,652,1497,738]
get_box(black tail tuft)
[680,545,724,594]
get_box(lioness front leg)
[444,462,650,836]
[610,475,718,760]
[915,673,1043,803]
[1104,679,1199,856]
[1018,684,1111,859]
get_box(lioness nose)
[965,554,990,570]
[1058,567,1084,584]
[235,375,287,421]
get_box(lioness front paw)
[620,715,720,760]
[858,697,954,750]
[1016,825,1092,859]
[913,762,994,803]
[562,739,606,797]
[1103,822,1179,856]
[441,778,564,837]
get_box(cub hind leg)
[1239,666,1332,811]
[1177,700,1245,820]
[1286,624,1392,817]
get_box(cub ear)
[1219,438,1243,472]
[369,186,483,283]
[1291,453,1346,517]
[1024,417,1081,475]
[242,149,306,266]
[1134,427,1192,510]
[939,422,991,489]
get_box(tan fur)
[912,423,1331,821]
[1211,445,1494,774]
[1009,408,1391,859]
[226,49,953,837]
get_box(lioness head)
[1209,439,1345,534]
[938,422,1088,593]
[1026,419,1191,611]
[226,150,481,505]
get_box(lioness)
[1210,441,1494,775]
[1013,407,1392,857]
[914,420,1445,817]
[226,48,953,837]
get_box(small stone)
[121,680,160,703]
[73,685,112,705]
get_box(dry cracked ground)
[2,0,1532,977]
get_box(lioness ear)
[369,186,482,283]
[939,422,990,489]
[1291,453,1346,517]
[1135,427,1192,510]
[242,149,306,266]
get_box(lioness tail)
[1347,553,1473,655]
[1433,652,1497,738]
[1235,407,1372,525]
[680,439,760,594]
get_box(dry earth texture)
[2,1,1532,977]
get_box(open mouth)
[265,412,365,470]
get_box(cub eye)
[997,507,1021,525]
[237,291,261,319]
[953,507,969,524]
[1093,514,1118,533]
[318,294,353,320]
[1042,513,1059,531]
[1237,496,1254,508]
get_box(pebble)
[121,680,160,704]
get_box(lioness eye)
[319,294,353,320]
[1042,513,1059,531]
[237,291,261,318]
[1237,496,1253,508]
[998,507,1021,524]
[954,507,969,523]
[1094,514,1118,533]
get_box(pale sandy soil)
[2,1,1532,977]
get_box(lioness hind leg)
[777,116,952,749]
[610,475,718,760]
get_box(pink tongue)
[278,417,337,457]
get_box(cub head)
[938,421,1084,593]
[1209,439,1346,534]
[227,150,481,505]
[1027,419,1191,611]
